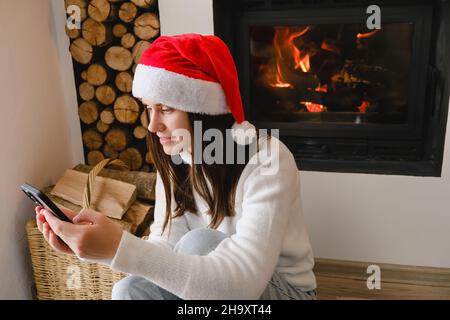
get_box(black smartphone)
[21,183,72,223]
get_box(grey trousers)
[111,228,317,300]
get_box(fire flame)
[268,26,311,89]
[289,26,311,72]
[266,26,328,113]
[269,64,293,88]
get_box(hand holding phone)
[21,183,72,223]
[22,183,79,255]
[23,183,121,259]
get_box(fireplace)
[213,0,450,176]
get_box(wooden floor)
[313,259,450,300]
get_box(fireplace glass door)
[238,7,432,140]
[250,23,414,124]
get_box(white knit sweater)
[109,135,316,299]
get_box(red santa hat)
[132,33,256,145]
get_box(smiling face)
[142,98,193,156]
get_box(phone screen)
[21,183,72,222]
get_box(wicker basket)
[26,220,129,300]
[26,159,145,300]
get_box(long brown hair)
[146,112,271,235]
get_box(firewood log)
[121,33,136,49]
[82,18,112,47]
[82,128,103,150]
[105,127,129,151]
[115,71,133,93]
[102,144,118,159]
[96,120,110,133]
[112,24,127,38]
[79,82,95,101]
[119,147,143,170]
[87,150,105,165]
[86,63,108,85]
[133,126,147,139]
[114,95,140,124]
[73,163,157,203]
[88,0,117,22]
[105,46,133,71]
[73,164,156,191]
[132,40,151,64]
[95,85,116,105]
[119,2,138,23]
[79,101,99,124]
[69,38,93,64]
[65,24,80,39]
[100,107,115,124]
[134,13,160,40]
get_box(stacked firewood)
[65,0,159,171]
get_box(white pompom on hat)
[132,33,256,145]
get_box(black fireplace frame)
[213,0,450,176]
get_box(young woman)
[35,33,317,300]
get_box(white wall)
[159,0,450,268]
[0,0,83,299]
[159,0,214,36]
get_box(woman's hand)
[35,206,123,260]
[35,206,76,255]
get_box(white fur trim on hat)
[231,120,257,145]
[132,64,230,115]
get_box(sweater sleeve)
[110,137,298,299]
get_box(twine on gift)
[82,158,129,210]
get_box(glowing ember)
[315,84,328,93]
[357,29,380,39]
[358,101,369,112]
[300,101,325,113]
[321,40,341,54]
